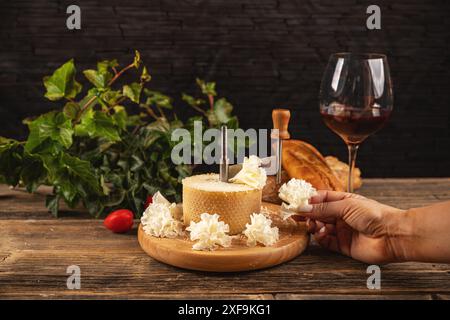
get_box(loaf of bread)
[262,139,363,204]
[325,156,362,190]
[282,139,345,191]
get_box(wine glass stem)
[347,144,359,193]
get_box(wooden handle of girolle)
[272,108,290,139]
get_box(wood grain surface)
[1,178,450,299]
[137,202,309,272]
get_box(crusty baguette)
[325,156,362,189]
[282,139,345,191]
[261,140,365,204]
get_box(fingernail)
[319,226,326,234]
[299,204,313,212]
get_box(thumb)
[299,198,354,223]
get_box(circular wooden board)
[137,202,309,272]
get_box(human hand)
[293,190,406,264]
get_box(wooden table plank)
[1,178,450,299]
[357,178,450,209]
[1,178,449,219]
[1,250,449,298]
[0,185,89,219]
[1,220,449,298]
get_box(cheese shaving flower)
[278,178,317,219]
[141,191,184,238]
[141,203,184,238]
[153,191,183,220]
[186,213,232,251]
[229,155,267,189]
[243,213,279,247]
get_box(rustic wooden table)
[1,178,449,300]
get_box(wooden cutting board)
[137,202,309,272]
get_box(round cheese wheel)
[182,174,262,235]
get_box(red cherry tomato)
[104,209,134,233]
[144,195,153,209]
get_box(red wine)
[320,107,391,144]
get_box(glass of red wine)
[319,53,393,192]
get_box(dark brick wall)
[0,0,449,177]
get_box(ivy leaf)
[140,66,151,82]
[46,194,60,217]
[83,69,111,89]
[130,154,144,172]
[43,59,82,101]
[0,136,20,149]
[206,98,234,126]
[126,114,145,127]
[185,116,203,131]
[225,116,239,129]
[103,187,126,208]
[84,59,118,89]
[146,117,170,133]
[58,179,79,204]
[182,93,205,108]
[158,160,178,185]
[0,137,23,186]
[1,138,67,195]
[133,50,141,69]
[84,199,104,218]
[175,164,192,182]
[97,59,118,74]
[62,154,100,191]
[20,153,46,193]
[196,78,216,97]
[100,175,111,195]
[63,102,81,120]
[213,98,233,123]
[112,106,128,131]
[123,82,142,103]
[42,153,101,196]
[101,90,123,106]
[144,89,173,109]
[25,111,74,153]
[139,118,170,148]
[170,119,183,129]
[75,109,121,142]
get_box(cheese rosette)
[186,213,232,251]
[229,155,267,189]
[152,191,183,220]
[243,213,279,247]
[141,191,184,238]
[278,178,317,220]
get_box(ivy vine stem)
[107,63,135,87]
[74,95,97,123]
[208,95,214,110]
[75,62,135,123]
[190,104,207,115]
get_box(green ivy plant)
[0,51,239,217]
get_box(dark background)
[0,0,449,177]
